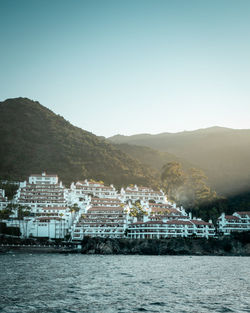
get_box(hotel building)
[14,172,67,210]
[71,198,129,240]
[120,185,166,203]
[217,212,250,235]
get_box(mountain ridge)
[108,126,246,141]
[0,97,157,188]
[108,127,250,195]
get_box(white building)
[3,206,75,239]
[70,180,118,200]
[120,185,166,203]
[148,203,188,221]
[71,198,129,240]
[127,219,215,239]
[217,211,250,235]
[14,172,68,211]
[0,189,9,210]
[28,217,68,239]
[28,173,59,185]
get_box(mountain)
[0,98,157,187]
[112,143,192,172]
[109,127,250,195]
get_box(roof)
[124,190,163,195]
[166,220,193,225]
[75,185,114,190]
[88,206,124,212]
[149,203,171,208]
[225,215,240,220]
[36,217,62,221]
[130,221,164,226]
[42,206,68,210]
[191,220,213,226]
[91,197,120,202]
[235,211,250,216]
[130,220,193,226]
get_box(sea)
[0,254,249,313]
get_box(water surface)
[0,254,249,312]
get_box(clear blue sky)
[0,0,250,137]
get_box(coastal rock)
[80,232,250,256]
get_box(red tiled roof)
[149,203,171,208]
[36,217,62,221]
[91,197,120,202]
[235,211,250,216]
[166,220,192,225]
[225,215,240,220]
[88,206,124,212]
[130,221,164,226]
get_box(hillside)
[109,127,250,195]
[0,98,157,187]
[112,143,192,172]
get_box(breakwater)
[81,232,250,256]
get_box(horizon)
[1,96,250,137]
[1,0,250,136]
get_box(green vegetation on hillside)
[161,162,217,206]
[109,127,250,195]
[160,161,250,222]
[112,143,192,172]
[0,98,157,188]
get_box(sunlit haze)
[1,0,250,137]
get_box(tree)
[129,201,148,221]
[161,162,186,201]
[181,168,217,208]
[0,208,13,219]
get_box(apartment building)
[120,185,166,203]
[217,211,250,234]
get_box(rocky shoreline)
[81,232,250,256]
[1,232,250,256]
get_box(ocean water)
[0,254,249,313]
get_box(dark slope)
[0,98,157,187]
[112,143,192,172]
[109,127,250,195]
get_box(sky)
[0,0,250,137]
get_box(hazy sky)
[1,0,250,137]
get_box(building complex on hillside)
[120,185,166,203]
[217,212,250,235]
[71,198,129,240]
[127,202,215,239]
[127,219,215,239]
[14,172,67,209]
[0,189,8,210]
[1,172,250,240]
[70,180,118,200]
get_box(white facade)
[28,217,68,239]
[14,173,67,210]
[127,219,215,239]
[71,198,129,240]
[120,185,167,203]
[70,180,118,200]
[29,172,59,185]
[148,203,188,221]
[217,212,250,235]
[3,205,74,239]
[0,189,8,210]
